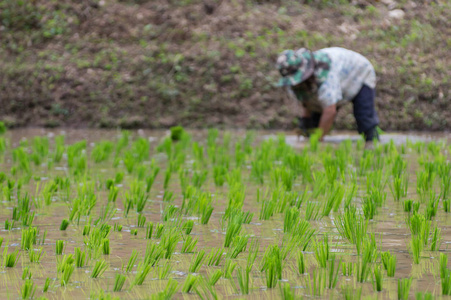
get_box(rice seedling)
[189,250,206,273]
[60,219,70,231]
[162,204,178,221]
[113,273,126,292]
[21,227,38,250]
[91,259,108,278]
[440,253,448,280]
[151,278,179,300]
[102,238,110,255]
[145,222,154,239]
[43,277,51,292]
[298,252,306,274]
[237,266,250,295]
[130,229,138,236]
[22,267,32,280]
[160,229,180,259]
[156,260,172,279]
[341,261,354,276]
[398,277,413,300]
[29,247,45,263]
[132,262,152,286]
[373,265,383,292]
[206,247,224,266]
[224,218,242,247]
[74,247,88,268]
[207,269,223,286]
[137,214,146,227]
[390,174,409,202]
[430,226,441,251]
[155,223,165,238]
[55,240,65,255]
[114,223,122,232]
[5,219,14,230]
[123,249,139,272]
[21,279,36,300]
[335,208,368,247]
[182,274,199,293]
[223,258,237,279]
[415,292,435,300]
[381,251,396,277]
[83,224,91,236]
[181,236,198,253]
[314,235,329,268]
[60,260,75,286]
[404,199,413,212]
[327,254,340,289]
[182,219,194,235]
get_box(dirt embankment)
[0,0,450,130]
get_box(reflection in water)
[0,129,449,299]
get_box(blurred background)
[0,0,449,131]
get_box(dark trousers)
[300,85,379,141]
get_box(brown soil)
[0,0,450,130]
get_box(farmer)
[276,47,380,144]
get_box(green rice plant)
[223,258,237,279]
[327,254,340,289]
[425,193,439,220]
[21,227,37,250]
[60,219,70,231]
[237,266,250,295]
[440,253,448,279]
[430,226,442,251]
[74,247,88,268]
[43,277,51,292]
[162,204,178,221]
[284,207,300,233]
[362,195,377,220]
[145,222,153,239]
[182,274,199,293]
[305,201,321,220]
[5,219,14,230]
[114,223,122,232]
[160,228,180,259]
[213,165,227,187]
[261,245,282,287]
[381,251,396,277]
[335,209,368,247]
[373,265,383,292]
[113,273,126,292]
[224,218,242,247]
[444,199,451,213]
[130,229,138,236]
[102,238,110,255]
[151,278,179,300]
[398,277,413,300]
[22,266,32,280]
[162,190,174,202]
[124,249,139,272]
[200,203,214,225]
[314,235,329,268]
[21,279,36,300]
[155,223,164,238]
[133,263,152,286]
[181,236,198,253]
[137,214,146,227]
[298,252,306,274]
[60,260,75,286]
[189,250,206,273]
[29,247,45,263]
[83,224,91,236]
[91,259,108,278]
[123,151,136,174]
[55,240,65,255]
[192,170,208,188]
[206,247,224,266]
[404,199,413,212]
[156,261,172,280]
[208,269,223,286]
[163,167,171,190]
[341,262,354,276]
[21,211,35,227]
[3,247,20,267]
[228,235,249,259]
[182,219,194,235]
[108,186,119,203]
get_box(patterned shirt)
[289,47,376,112]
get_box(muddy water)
[0,128,450,299]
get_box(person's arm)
[318,104,337,141]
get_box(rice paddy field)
[1,127,451,299]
